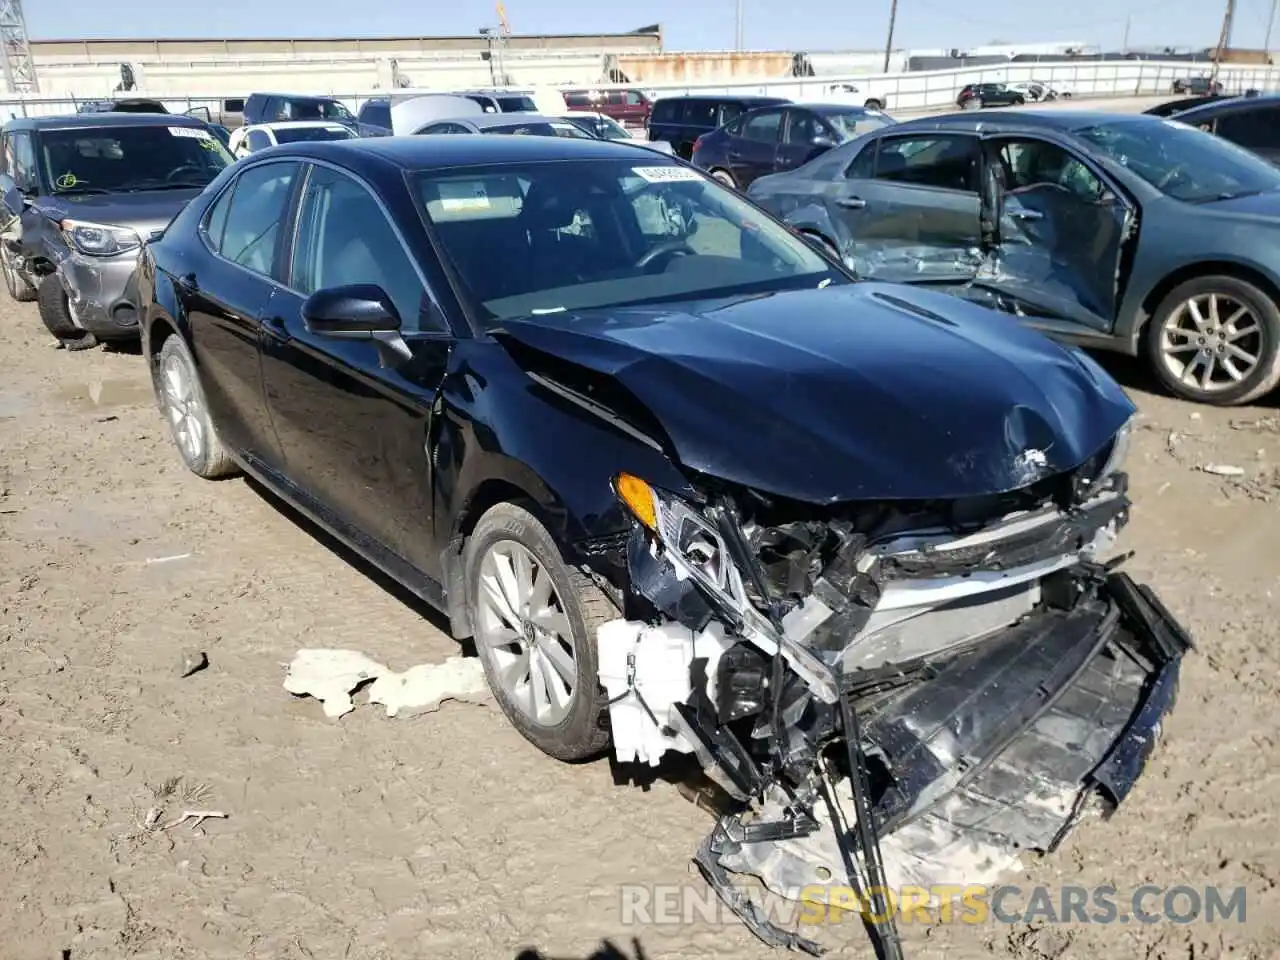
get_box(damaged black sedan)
[136,135,1190,957]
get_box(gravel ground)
[1,291,1278,960]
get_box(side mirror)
[810,135,836,151]
[0,174,28,220]
[301,283,412,367]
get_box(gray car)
[0,112,234,350]
[411,112,598,139]
[748,110,1280,406]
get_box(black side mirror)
[0,174,28,221]
[301,283,412,367]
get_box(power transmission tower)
[1210,0,1235,85]
[0,0,38,94]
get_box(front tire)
[37,274,85,342]
[465,502,616,762]
[1145,274,1280,406]
[153,334,239,478]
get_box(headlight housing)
[59,219,141,257]
[1095,415,1133,484]
[615,472,749,608]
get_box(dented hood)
[493,283,1135,503]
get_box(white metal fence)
[1,58,1276,119]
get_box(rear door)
[830,130,986,282]
[776,108,830,172]
[980,132,1133,332]
[1212,105,1280,165]
[182,159,303,471]
[729,108,784,188]
[260,163,454,575]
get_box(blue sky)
[28,0,1274,53]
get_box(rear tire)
[710,168,737,189]
[1145,274,1280,406]
[465,502,616,762]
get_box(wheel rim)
[475,540,577,727]
[1159,291,1264,394]
[159,350,206,464]
[714,171,734,186]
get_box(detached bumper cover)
[698,572,1189,950]
[52,248,142,337]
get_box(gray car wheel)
[2,247,36,302]
[464,502,615,761]
[1146,274,1280,406]
[710,168,737,189]
[153,334,239,478]
[37,275,97,349]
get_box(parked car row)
[0,95,1194,960]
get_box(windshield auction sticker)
[633,166,704,183]
[168,127,212,139]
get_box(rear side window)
[564,92,591,107]
[217,161,299,277]
[223,98,245,113]
[246,129,272,151]
[625,91,647,105]
[844,141,877,179]
[1216,106,1280,151]
[874,135,980,192]
[682,101,720,127]
[741,110,784,143]
[650,100,683,124]
[359,100,391,128]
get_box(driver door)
[979,132,1134,332]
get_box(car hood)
[1194,188,1280,219]
[492,282,1135,503]
[36,189,205,235]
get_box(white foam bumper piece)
[597,618,732,767]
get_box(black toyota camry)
[136,134,1190,957]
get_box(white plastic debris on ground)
[283,650,490,719]
[597,619,733,766]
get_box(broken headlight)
[1095,415,1133,484]
[615,472,750,608]
[59,219,141,257]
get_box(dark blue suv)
[242,92,358,132]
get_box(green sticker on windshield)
[198,138,219,151]
[55,172,80,189]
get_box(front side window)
[281,99,354,123]
[825,110,894,141]
[291,167,431,331]
[11,132,35,188]
[245,130,273,152]
[1078,118,1280,202]
[784,111,824,145]
[218,161,299,278]
[872,135,980,192]
[413,158,842,327]
[39,124,232,194]
[998,138,1106,203]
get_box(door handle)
[728,152,743,160]
[1009,209,1044,221]
[835,196,867,209]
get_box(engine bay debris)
[283,650,490,719]
[603,456,1192,957]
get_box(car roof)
[653,94,787,103]
[793,102,886,115]
[249,92,342,102]
[247,120,352,131]
[889,110,1149,135]
[1172,92,1280,120]
[449,112,577,130]
[260,134,673,173]
[4,112,205,131]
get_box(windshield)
[286,99,354,123]
[492,121,595,139]
[1077,119,1280,202]
[413,159,843,326]
[826,110,894,141]
[273,126,355,144]
[40,125,233,194]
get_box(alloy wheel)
[474,540,578,727]
[1159,291,1263,393]
[160,348,206,465]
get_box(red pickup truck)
[562,88,652,129]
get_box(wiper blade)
[125,181,210,192]
[54,186,112,195]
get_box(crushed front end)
[598,426,1191,957]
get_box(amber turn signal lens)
[615,472,657,530]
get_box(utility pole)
[1265,0,1278,54]
[1122,16,1131,52]
[0,0,39,95]
[734,0,744,51]
[883,0,898,72]
[1210,0,1235,85]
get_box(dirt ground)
[1,292,1278,960]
